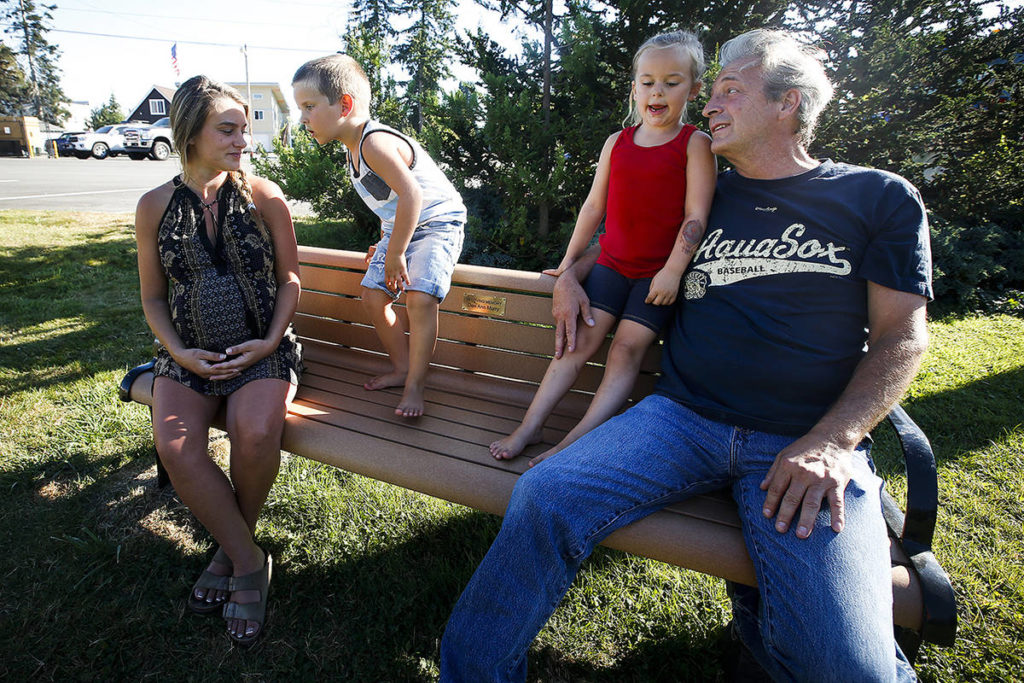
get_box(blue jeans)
[440,395,916,682]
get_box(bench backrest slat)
[296,248,663,403]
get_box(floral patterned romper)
[153,176,302,395]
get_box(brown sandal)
[187,546,233,615]
[223,551,272,647]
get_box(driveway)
[0,156,312,215]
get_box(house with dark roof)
[126,86,176,124]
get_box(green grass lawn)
[1,210,1022,681]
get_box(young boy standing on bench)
[293,55,467,417]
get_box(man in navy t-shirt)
[441,29,928,682]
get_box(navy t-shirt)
[656,160,932,435]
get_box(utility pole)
[243,43,253,151]
[18,0,42,119]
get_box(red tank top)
[597,124,697,279]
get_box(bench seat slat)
[122,365,923,632]
[298,368,582,436]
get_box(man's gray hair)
[720,29,835,146]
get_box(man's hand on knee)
[760,435,854,539]
[551,272,594,358]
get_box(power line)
[48,27,339,52]
[57,6,330,30]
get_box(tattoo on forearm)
[678,220,706,256]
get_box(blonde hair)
[719,29,834,146]
[625,30,706,127]
[169,75,262,227]
[292,54,372,113]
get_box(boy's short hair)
[293,54,372,112]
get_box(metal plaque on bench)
[461,293,506,317]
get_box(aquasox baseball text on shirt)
[656,160,932,435]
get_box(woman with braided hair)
[135,75,302,646]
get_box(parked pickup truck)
[121,117,174,160]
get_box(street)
[0,156,311,215]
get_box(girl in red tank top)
[490,31,717,463]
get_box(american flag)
[171,43,180,77]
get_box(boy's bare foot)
[395,384,425,417]
[489,426,543,460]
[364,371,406,391]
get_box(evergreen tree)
[0,43,30,115]
[394,0,456,133]
[474,0,567,238]
[87,94,125,130]
[344,0,406,128]
[793,0,1024,305]
[1,0,68,124]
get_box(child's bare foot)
[528,444,563,467]
[489,426,543,460]
[395,384,425,417]
[528,425,589,467]
[364,371,406,391]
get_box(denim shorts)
[362,219,465,301]
[582,263,676,332]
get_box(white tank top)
[347,120,466,232]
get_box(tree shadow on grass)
[0,227,153,395]
[0,445,734,682]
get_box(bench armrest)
[882,404,958,648]
[885,404,938,555]
[119,359,156,402]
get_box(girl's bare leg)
[397,291,439,417]
[361,286,409,390]
[528,319,656,467]
[221,377,294,640]
[152,378,253,608]
[489,309,618,460]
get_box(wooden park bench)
[119,245,957,662]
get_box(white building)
[63,100,91,132]
[226,82,291,152]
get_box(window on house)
[254,110,265,121]
[253,93,264,100]
[149,99,166,115]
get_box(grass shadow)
[0,222,152,394]
[899,364,1024,464]
[0,438,733,681]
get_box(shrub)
[252,130,379,248]
[930,213,1024,311]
